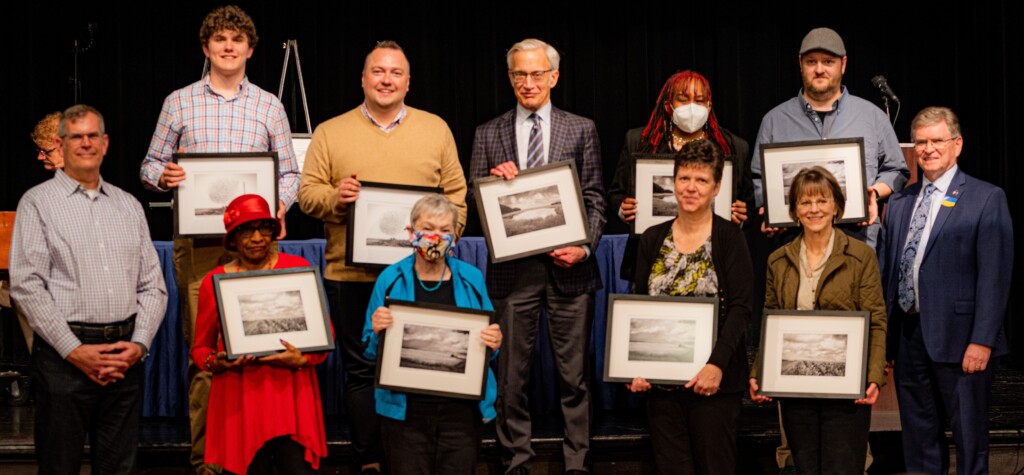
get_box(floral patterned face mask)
[410,231,455,263]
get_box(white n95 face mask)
[671,103,710,133]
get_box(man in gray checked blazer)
[469,38,605,475]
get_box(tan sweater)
[298,106,467,281]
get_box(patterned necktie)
[898,184,937,312]
[526,113,545,168]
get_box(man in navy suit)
[879,106,1013,475]
[469,38,605,474]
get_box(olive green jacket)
[752,230,888,389]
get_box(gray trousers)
[494,257,592,473]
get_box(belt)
[67,315,136,342]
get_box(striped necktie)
[526,113,545,168]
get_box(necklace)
[670,131,706,150]
[415,260,448,292]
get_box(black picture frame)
[345,181,443,268]
[173,152,279,238]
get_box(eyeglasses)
[913,137,959,151]
[510,69,552,84]
[235,221,276,238]
[61,132,102,144]
[37,145,58,156]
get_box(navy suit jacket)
[468,106,606,298]
[879,168,1013,363]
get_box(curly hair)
[673,139,724,184]
[200,5,258,48]
[31,112,61,148]
[639,70,731,156]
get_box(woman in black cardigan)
[628,139,755,475]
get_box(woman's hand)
[208,352,254,374]
[258,340,309,369]
[685,363,723,396]
[620,197,638,222]
[371,306,393,334]
[626,377,652,393]
[854,383,880,405]
[748,378,772,403]
[480,324,502,350]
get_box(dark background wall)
[2,1,1021,359]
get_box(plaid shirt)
[140,76,300,208]
[360,102,407,132]
[10,171,168,358]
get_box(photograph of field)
[780,332,848,376]
[627,317,696,363]
[781,160,847,206]
[651,175,677,217]
[365,203,412,248]
[497,184,567,238]
[399,323,470,374]
[194,172,257,216]
[238,289,308,336]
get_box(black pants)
[324,279,381,466]
[33,336,143,475]
[645,389,741,475]
[381,397,483,474]
[780,398,870,475]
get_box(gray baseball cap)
[799,27,846,56]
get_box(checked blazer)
[469,107,606,298]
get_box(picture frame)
[346,182,443,268]
[375,299,493,400]
[173,153,279,238]
[756,310,870,399]
[759,138,868,228]
[213,266,334,359]
[632,153,734,234]
[603,294,719,385]
[474,160,592,263]
[290,132,312,174]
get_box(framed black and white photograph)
[756,310,870,399]
[474,160,591,263]
[603,294,718,385]
[375,299,493,400]
[213,267,334,359]
[632,154,734,234]
[291,132,312,173]
[173,153,279,238]
[759,138,867,228]
[346,182,442,268]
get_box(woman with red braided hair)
[609,70,754,281]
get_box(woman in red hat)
[191,194,330,474]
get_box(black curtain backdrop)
[3,1,1021,360]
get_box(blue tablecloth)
[142,236,636,417]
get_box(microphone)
[871,75,900,103]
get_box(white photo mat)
[758,310,869,399]
[475,160,591,263]
[633,156,734,234]
[604,294,718,385]
[760,138,867,228]
[346,182,441,268]
[377,300,491,400]
[174,153,279,238]
[291,133,312,174]
[213,267,334,359]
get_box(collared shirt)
[797,229,836,310]
[140,75,300,209]
[751,86,909,247]
[360,103,407,132]
[515,102,552,169]
[908,164,958,309]
[10,171,168,358]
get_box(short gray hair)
[409,193,459,231]
[911,106,961,140]
[506,38,560,71]
[58,104,105,138]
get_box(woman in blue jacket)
[363,193,502,474]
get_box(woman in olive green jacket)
[749,166,887,475]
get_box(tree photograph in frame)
[213,266,334,359]
[346,182,442,268]
[173,152,279,238]
[604,294,718,385]
[757,310,870,399]
[474,160,591,263]
[376,299,493,400]
[759,138,867,228]
[633,153,734,234]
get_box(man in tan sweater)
[298,40,466,475]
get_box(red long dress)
[191,253,329,474]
